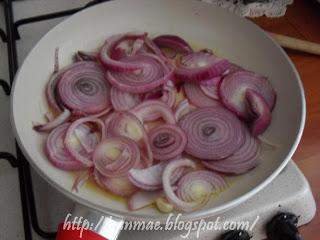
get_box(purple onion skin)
[246,89,272,136]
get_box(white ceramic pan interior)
[11,0,305,222]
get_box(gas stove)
[0,1,316,240]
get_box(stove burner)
[220,230,252,240]
[267,212,302,240]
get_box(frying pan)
[10,0,306,239]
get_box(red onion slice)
[225,63,244,75]
[94,169,138,197]
[128,190,165,211]
[184,83,221,108]
[74,51,97,62]
[131,100,176,124]
[72,169,93,192]
[220,70,276,119]
[100,32,147,72]
[203,128,261,174]
[153,35,193,55]
[105,111,153,167]
[93,137,140,177]
[200,84,219,100]
[199,76,222,100]
[162,159,207,212]
[106,54,173,94]
[110,87,141,111]
[148,124,187,161]
[176,170,227,202]
[128,161,184,191]
[174,99,192,121]
[46,71,65,113]
[144,37,171,66]
[162,82,177,108]
[64,117,105,167]
[199,76,222,86]
[179,107,246,160]
[246,89,272,136]
[45,112,54,122]
[45,123,86,171]
[74,124,100,154]
[144,82,177,109]
[34,109,71,132]
[57,62,111,115]
[174,52,230,82]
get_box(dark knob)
[266,212,302,240]
[220,230,252,240]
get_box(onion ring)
[179,107,246,160]
[148,124,187,161]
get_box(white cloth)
[201,0,294,17]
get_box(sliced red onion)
[220,71,276,119]
[199,76,222,86]
[71,107,112,122]
[176,170,227,202]
[203,128,261,174]
[91,107,112,118]
[106,53,173,94]
[45,123,86,171]
[74,124,100,154]
[128,190,165,211]
[199,76,222,100]
[179,107,246,160]
[46,70,66,113]
[72,169,93,192]
[74,51,97,62]
[184,83,221,108]
[162,159,207,212]
[94,169,138,197]
[93,137,140,177]
[57,62,111,115]
[33,109,71,132]
[153,35,193,55]
[100,32,147,72]
[64,117,105,167]
[174,99,191,121]
[110,87,141,111]
[45,112,54,122]
[174,52,231,82]
[162,81,177,108]
[246,89,272,136]
[105,111,153,167]
[131,100,176,124]
[143,82,176,109]
[199,48,213,54]
[144,37,171,66]
[128,161,184,191]
[132,39,145,55]
[226,63,244,75]
[200,84,219,100]
[148,124,187,161]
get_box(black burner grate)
[0,1,111,239]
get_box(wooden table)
[252,0,320,239]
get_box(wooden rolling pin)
[269,32,320,56]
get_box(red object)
[56,223,107,240]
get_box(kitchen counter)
[253,0,320,238]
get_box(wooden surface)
[251,0,320,239]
